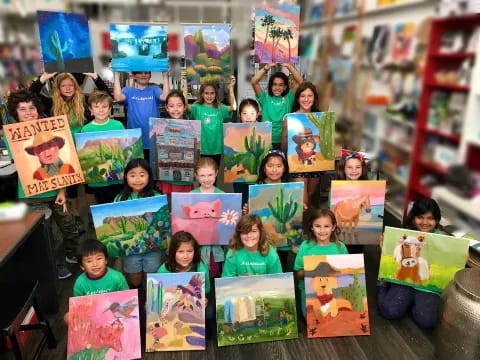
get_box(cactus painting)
[37,11,93,73]
[304,254,370,338]
[286,112,335,173]
[223,123,272,183]
[249,183,303,247]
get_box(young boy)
[79,90,125,204]
[73,239,129,297]
[5,89,79,280]
[113,71,170,160]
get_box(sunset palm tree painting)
[254,5,300,64]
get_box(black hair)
[257,150,289,183]
[117,158,156,201]
[165,231,201,272]
[238,98,260,114]
[78,239,108,260]
[404,198,442,231]
[267,72,289,97]
[166,90,187,107]
[6,89,44,122]
[291,82,320,113]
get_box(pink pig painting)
[172,199,222,245]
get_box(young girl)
[377,198,444,329]
[336,151,369,181]
[257,149,290,184]
[156,90,195,196]
[114,158,162,288]
[222,214,282,277]
[294,208,348,316]
[185,77,236,168]
[251,63,303,149]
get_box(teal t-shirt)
[80,118,125,133]
[294,240,348,315]
[190,103,231,155]
[222,246,282,277]
[190,187,224,194]
[157,262,211,294]
[256,90,294,143]
[113,191,161,202]
[73,267,129,297]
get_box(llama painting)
[286,112,335,173]
[223,123,272,183]
[215,273,298,346]
[249,183,303,247]
[67,289,141,360]
[378,227,469,293]
[330,180,386,245]
[304,254,370,338]
[146,273,205,352]
[171,193,241,245]
[254,5,300,63]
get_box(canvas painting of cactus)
[110,24,168,72]
[304,254,370,338]
[67,289,141,360]
[254,5,300,64]
[75,129,143,185]
[149,118,201,182]
[223,123,272,183]
[184,25,231,85]
[171,193,242,245]
[91,195,171,257]
[37,11,93,73]
[286,112,335,173]
[248,182,303,247]
[146,273,205,352]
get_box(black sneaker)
[65,255,79,264]
[57,265,72,279]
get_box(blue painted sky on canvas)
[75,129,141,149]
[184,25,231,48]
[148,272,204,287]
[110,24,167,40]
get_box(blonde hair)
[228,214,270,256]
[194,156,218,174]
[52,73,85,126]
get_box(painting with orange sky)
[223,123,272,183]
[330,180,386,245]
[254,5,300,64]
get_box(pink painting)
[67,289,141,360]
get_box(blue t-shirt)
[122,85,162,148]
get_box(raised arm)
[159,72,170,101]
[228,76,237,112]
[283,63,303,93]
[251,63,275,97]
[181,72,192,112]
[113,72,126,102]
[83,72,112,97]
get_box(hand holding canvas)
[55,189,67,213]
[39,72,57,84]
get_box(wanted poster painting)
[4,115,84,196]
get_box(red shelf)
[426,81,470,92]
[412,183,431,198]
[431,52,475,59]
[419,159,448,175]
[424,128,461,142]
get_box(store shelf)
[432,186,480,222]
[424,128,461,142]
[419,159,448,175]
[383,113,415,128]
[426,81,470,92]
[381,138,412,154]
[431,52,476,59]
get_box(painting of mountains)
[184,25,231,85]
[90,196,171,257]
[254,5,300,64]
[75,129,143,185]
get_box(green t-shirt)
[73,267,129,297]
[294,240,348,315]
[256,90,294,143]
[222,246,282,277]
[190,187,224,194]
[157,262,211,294]
[80,118,125,133]
[113,191,161,202]
[190,104,231,155]
[69,111,83,135]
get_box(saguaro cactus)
[49,30,68,71]
[243,126,266,175]
[267,187,298,233]
[307,112,335,160]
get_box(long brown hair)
[228,214,270,256]
[165,231,201,272]
[304,208,341,249]
[195,84,221,108]
[52,73,85,127]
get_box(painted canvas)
[378,227,470,293]
[110,24,168,72]
[91,196,171,257]
[184,25,231,85]
[391,23,415,61]
[149,118,200,182]
[67,289,140,360]
[286,112,335,173]
[254,5,300,64]
[171,193,241,245]
[249,183,303,247]
[330,180,386,245]
[37,11,93,73]
[75,129,143,185]
[215,273,298,346]
[223,123,272,183]
[3,116,84,196]
[146,273,205,352]
[304,254,370,338]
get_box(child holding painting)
[377,198,444,329]
[294,208,348,316]
[222,214,282,277]
[114,158,163,289]
[79,91,125,205]
[251,63,302,150]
